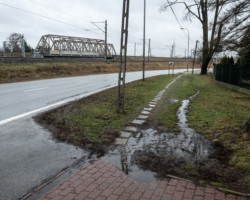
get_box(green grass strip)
[155,74,250,187]
[38,74,177,145]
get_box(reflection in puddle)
[106,89,213,182]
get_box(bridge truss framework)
[35,34,116,57]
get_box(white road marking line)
[0,85,115,126]
[1,74,184,127]
[24,87,49,93]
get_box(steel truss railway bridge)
[35,34,116,58]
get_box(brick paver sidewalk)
[40,158,247,200]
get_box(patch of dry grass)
[0,60,200,83]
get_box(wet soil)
[36,77,249,193]
[34,93,118,158]
[106,89,249,193]
[107,127,246,191]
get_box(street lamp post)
[181,27,190,72]
[142,0,146,81]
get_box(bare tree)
[226,26,250,58]
[161,0,250,74]
[8,33,22,52]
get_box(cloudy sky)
[0,0,202,57]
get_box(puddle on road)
[106,89,214,182]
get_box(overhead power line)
[167,0,183,29]
[30,0,91,23]
[30,0,122,42]
[0,2,93,31]
[166,0,193,42]
[30,0,122,41]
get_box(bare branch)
[160,0,203,22]
[160,0,250,73]
[183,2,203,22]
[209,0,220,53]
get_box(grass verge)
[188,75,250,189]
[155,75,197,132]
[156,74,250,188]
[36,74,177,151]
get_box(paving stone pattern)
[40,158,246,200]
[120,132,132,138]
[137,115,149,120]
[115,76,179,145]
[132,119,146,125]
[125,127,138,132]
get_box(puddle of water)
[106,148,156,182]
[167,98,179,104]
[106,89,213,182]
[175,89,213,162]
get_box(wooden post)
[192,40,198,75]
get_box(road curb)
[21,168,70,200]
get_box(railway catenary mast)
[35,34,116,58]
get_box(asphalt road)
[0,70,190,200]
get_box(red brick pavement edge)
[39,158,247,200]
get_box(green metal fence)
[214,63,250,86]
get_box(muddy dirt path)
[106,77,249,193]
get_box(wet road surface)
[0,70,191,200]
[0,117,87,200]
[0,70,189,124]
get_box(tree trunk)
[201,59,208,74]
[201,4,209,75]
[201,55,211,75]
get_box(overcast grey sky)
[0,0,202,57]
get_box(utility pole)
[105,20,107,61]
[91,20,108,61]
[117,0,130,113]
[142,0,146,81]
[170,44,174,58]
[169,45,173,75]
[170,41,175,59]
[181,27,190,71]
[21,35,25,58]
[172,42,175,75]
[192,40,199,75]
[148,38,151,61]
[169,42,175,75]
[134,43,136,57]
[3,41,6,57]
